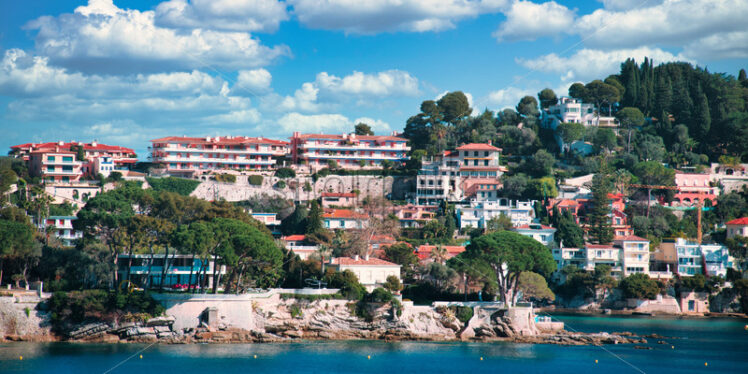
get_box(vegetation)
[248,175,263,186]
[47,290,164,331]
[146,177,200,196]
[619,273,660,300]
[214,174,236,183]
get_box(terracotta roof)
[150,136,289,146]
[456,143,502,151]
[321,192,357,198]
[614,235,649,242]
[585,244,616,249]
[330,257,399,266]
[727,217,748,225]
[282,235,306,241]
[30,149,76,155]
[323,209,369,220]
[12,141,135,154]
[293,133,407,142]
[415,245,466,259]
[556,199,580,207]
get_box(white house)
[456,198,535,230]
[674,238,734,277]
[280,235,319,260]
[512,224,556,246]
[726,217,748,239]
[328,255,401,291]
[614,235,650,277]
[37,216,83,246]
[323,209,368,230]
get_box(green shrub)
[290,304,303,318]
[248,175,263,186]
[276,180,286,189]
[324,270,366,301]
[369,287,394,303]
[275,168,296,179]
[46,290,165,332]
[454,306,473,324]
[146,177,200,196]
[215,174,236,183]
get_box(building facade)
[116,254,226,289]
[512,224,556,246]
[289,132,409,170]
[456,198,535,230]
[542,96,619,130]
[726,217,748,239]
[674,238,734,277]
[149,136,290,176]
[323,209,369,230]
[11,141,137,180]
[28,149,83,183]
[328,256,401,291]
[36,216,83,246]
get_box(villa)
[328,255,401,291]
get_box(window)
[484,151,489,157]
[63,156,73,162]
[47,166,55,172]
[47,156,55,162]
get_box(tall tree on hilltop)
[616,107,645,153]
[621,59,639,107]
[437,91,471,125]
[537,88,558,109]
[354,123,374,136]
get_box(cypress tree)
[622,59,639,107]
[694,93,711,141]
[587,163,614,245]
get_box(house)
[280,235,319,260]
[726,217,748,239]
[552,247,586,270]
[321,192,357,209]
[709,162,748,193]
[415,143,504,205]
[674,238,734,277]
[36,216,83,246]
[583,244,622,276]
[289,132,410,170]
[328,255,401,291]
[368,234,398,258]
[149,135,290,176]
[650,242,677,279]
[512,224,556,246]
[678,291,709,314]
[116,254,226,289]
[250,212,282,237]
[414,245,466,263]
[11,140,137,179]
[390,204,436,228]
[456,198,535,230]
[672,172,719,207]
[614,235,650,277]
[28,149,83,184]
[323,209,369,230]
[542,96,619,130]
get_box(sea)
[1,314,746,374]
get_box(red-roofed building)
[322,209,369,229]
[415,245,466,263]
[289,132,410,170]
[391,204,437,228]
[328,255,401,291]
[512,224,557,246]
[11,140,137,182]
[727,217,748,239]
[280,235,319,260]
[672,172,719,207]
[416,142,503,205]
[321,192,357,208]
[149,135,290,176]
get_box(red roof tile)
[727,217,748,225]
[150,136,289,146]
[330,257,399,266]
[12,141,135,154]
[614,235,649,242]
[282,235,306,241]
[323,209,368,220]
[293,133,407,142]
[321,192,357,198]
[456,143,502,151]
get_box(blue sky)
[1,0,746,158]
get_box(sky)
[0,0,746,159]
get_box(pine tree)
[305,201,323,235]
[587,162,614,245]
[653,75,672,116]
[694,92,711,141]
[621,59,639,107]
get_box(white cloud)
[493,0,575,42]
[483,86,530,110]
[576,0,748,51]
[516,47,690,83]
[203,109,262,124]
[352,117,392,133]
[232,68,273,96]
[277,112,351,133]
[154,0,288,33]
[682,31,748,60]
[316,70,420,97]
[25,0,290,74]
[289,0,507,34]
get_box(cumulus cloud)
[482,86,531,110]
[155,0,288,33]
[277,112,391,134]
[25,0,290,74]
[516,47,690,83]
[576,0,747,51]
[232,68,273,96]
[493,0,575,42]
[289,0,507,34]
[682,31,748,60]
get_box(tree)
[583,80,620,124]
[593,128,617,153]
[537,88,558,109]
[726,236,748,276]
[557,122,585,148]
[383,275,403,293]
[556,210,584,248]
[525,177,558,200]
[619,273,659,300]
[635,134,666,162]
[523,149,555,178]
[281,204,308,235]
[518,271,554,302]
[486,213,513,232]
[384,243,418,278]
[632,160,676,217]
[588,168,614,244]
[437,91,471,124]
[516,96,540,127]
[568,83,586,100]
[305,201,324,235]
[616,107,645,152]
[459,231,555,307]
[354,123,374,136]
[0,219,37,287]
[502,174,528,199]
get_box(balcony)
[42,169,81,176]
[157,156,276,165]
[153,145,287,156]
[42,159,82,166]
[301,152,407,160]
[300,142,409,152]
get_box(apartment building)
[672,172,719,207]
[416,143,503,205]
[28,149,83,183]
[456,198,535,230]
[11,141,137,179]
[512,224,556,246]
[674,238,733,277]
[250,212,282,237]
[614,235,650,276]
[36,216,83,246]
[552,236,651,278]
[390,204,436,228]
[542,96,619,130]
[116,254,226,289]
[289,132,410,170]
[149,136,290,176]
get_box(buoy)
[139,355,143,359]
[367,355,371,360]
[671,346,674,349]
[480,357,483,361]
[254,355,257,359]
[19,356,23,360]
[595,360,598,364]
[705,362,708,367]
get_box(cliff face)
[0,295,55,342]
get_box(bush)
[454,306,473,324]
[276,180,286,189]
[619,273,660,300]
[290,304,303,318]
[324,270,366,301]
[248,175,263,186]
[369,288,394,303]
[275,168,296,179]
[383,275,402,293]
[47,290,165,332]
[146,177,200,196]
[215,174,236,183]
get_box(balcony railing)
[300,142,409,151]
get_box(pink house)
[672,172,718,206]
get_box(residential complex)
[673,238,733,277]
[672,172,719,206]
[289,132,410,170]
[11,141,136,182]
[116,254,226,289]
[456,198,535,230]
[552,235,651,278]
[416,143,504,205]
[542,96,619,130]
[149,136,290,176]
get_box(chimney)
[58,140,64,146]
[487,140,492,145]
[364,254,370,261]
[354,254,360,261]
[206,136,212,142]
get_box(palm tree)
[430,245,449,265]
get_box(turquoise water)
[1,315,747,373]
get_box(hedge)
[146,177,200,196]
[248,175,264,186]
[275,167,296,179]
[215,174,237,183]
